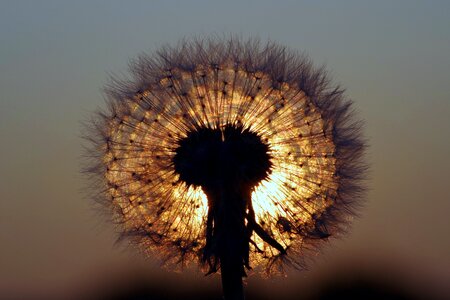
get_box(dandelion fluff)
[84,37,366,277]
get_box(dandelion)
[84,37,366,299]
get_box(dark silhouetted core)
[173,124,272,189]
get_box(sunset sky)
[1,1,449,299]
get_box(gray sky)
[1,1,449,299]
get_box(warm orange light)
[102,65,338,269]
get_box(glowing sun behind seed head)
[85,37,365,275]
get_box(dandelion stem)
[204,186,248,300]
[220,252,245,300]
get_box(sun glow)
[101,62,339,269]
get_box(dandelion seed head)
[84,37,366,275]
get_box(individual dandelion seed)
[83,37,366,300]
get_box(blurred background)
[1,1,449,299]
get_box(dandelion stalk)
[83,37,366,300]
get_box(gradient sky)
[1,1,449,299]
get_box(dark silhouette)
[84,37,366,299]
